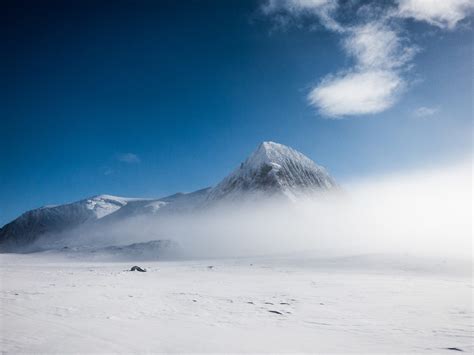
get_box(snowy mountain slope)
[0,195,148,250]
[206,141,336,201]
[0,142,336,251]
[95,188,212,223]
[0,190,214,251]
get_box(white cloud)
[262,0,332,14]
[260,0,470,118]
[261,0,342,31]
[262,2,414,117]
[117,153,141,164]
[413,106,439,117]
[396,0,474,29]
[343,22,416,70]
[308,21,416,117]
[308,70,404,117]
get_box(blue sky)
[1,0,472,225]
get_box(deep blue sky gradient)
[1,0,472,225]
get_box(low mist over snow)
[0,142,338,252]
[2,142,469,264]
[54,159,472,262]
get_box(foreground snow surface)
[0,253,472,353]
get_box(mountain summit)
[0,142,336,250]
[207,141,336,201]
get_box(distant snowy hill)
[0,142,336,251]
[0,195,146,250]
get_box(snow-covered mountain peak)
[246,141,318,171]
[207,141,337,201]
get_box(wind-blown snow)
[0,253,471,353]
[0,142,336,251]
[0,194,155,251]
[144,201,168,213]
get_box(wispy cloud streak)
[261,0,473,118]
[396,0,474,29]
[117,153,141,164]
[413,106,439,118]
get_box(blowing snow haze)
[0,141,470,261]
[0,142,337,252]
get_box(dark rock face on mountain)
[0,142,336,251]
